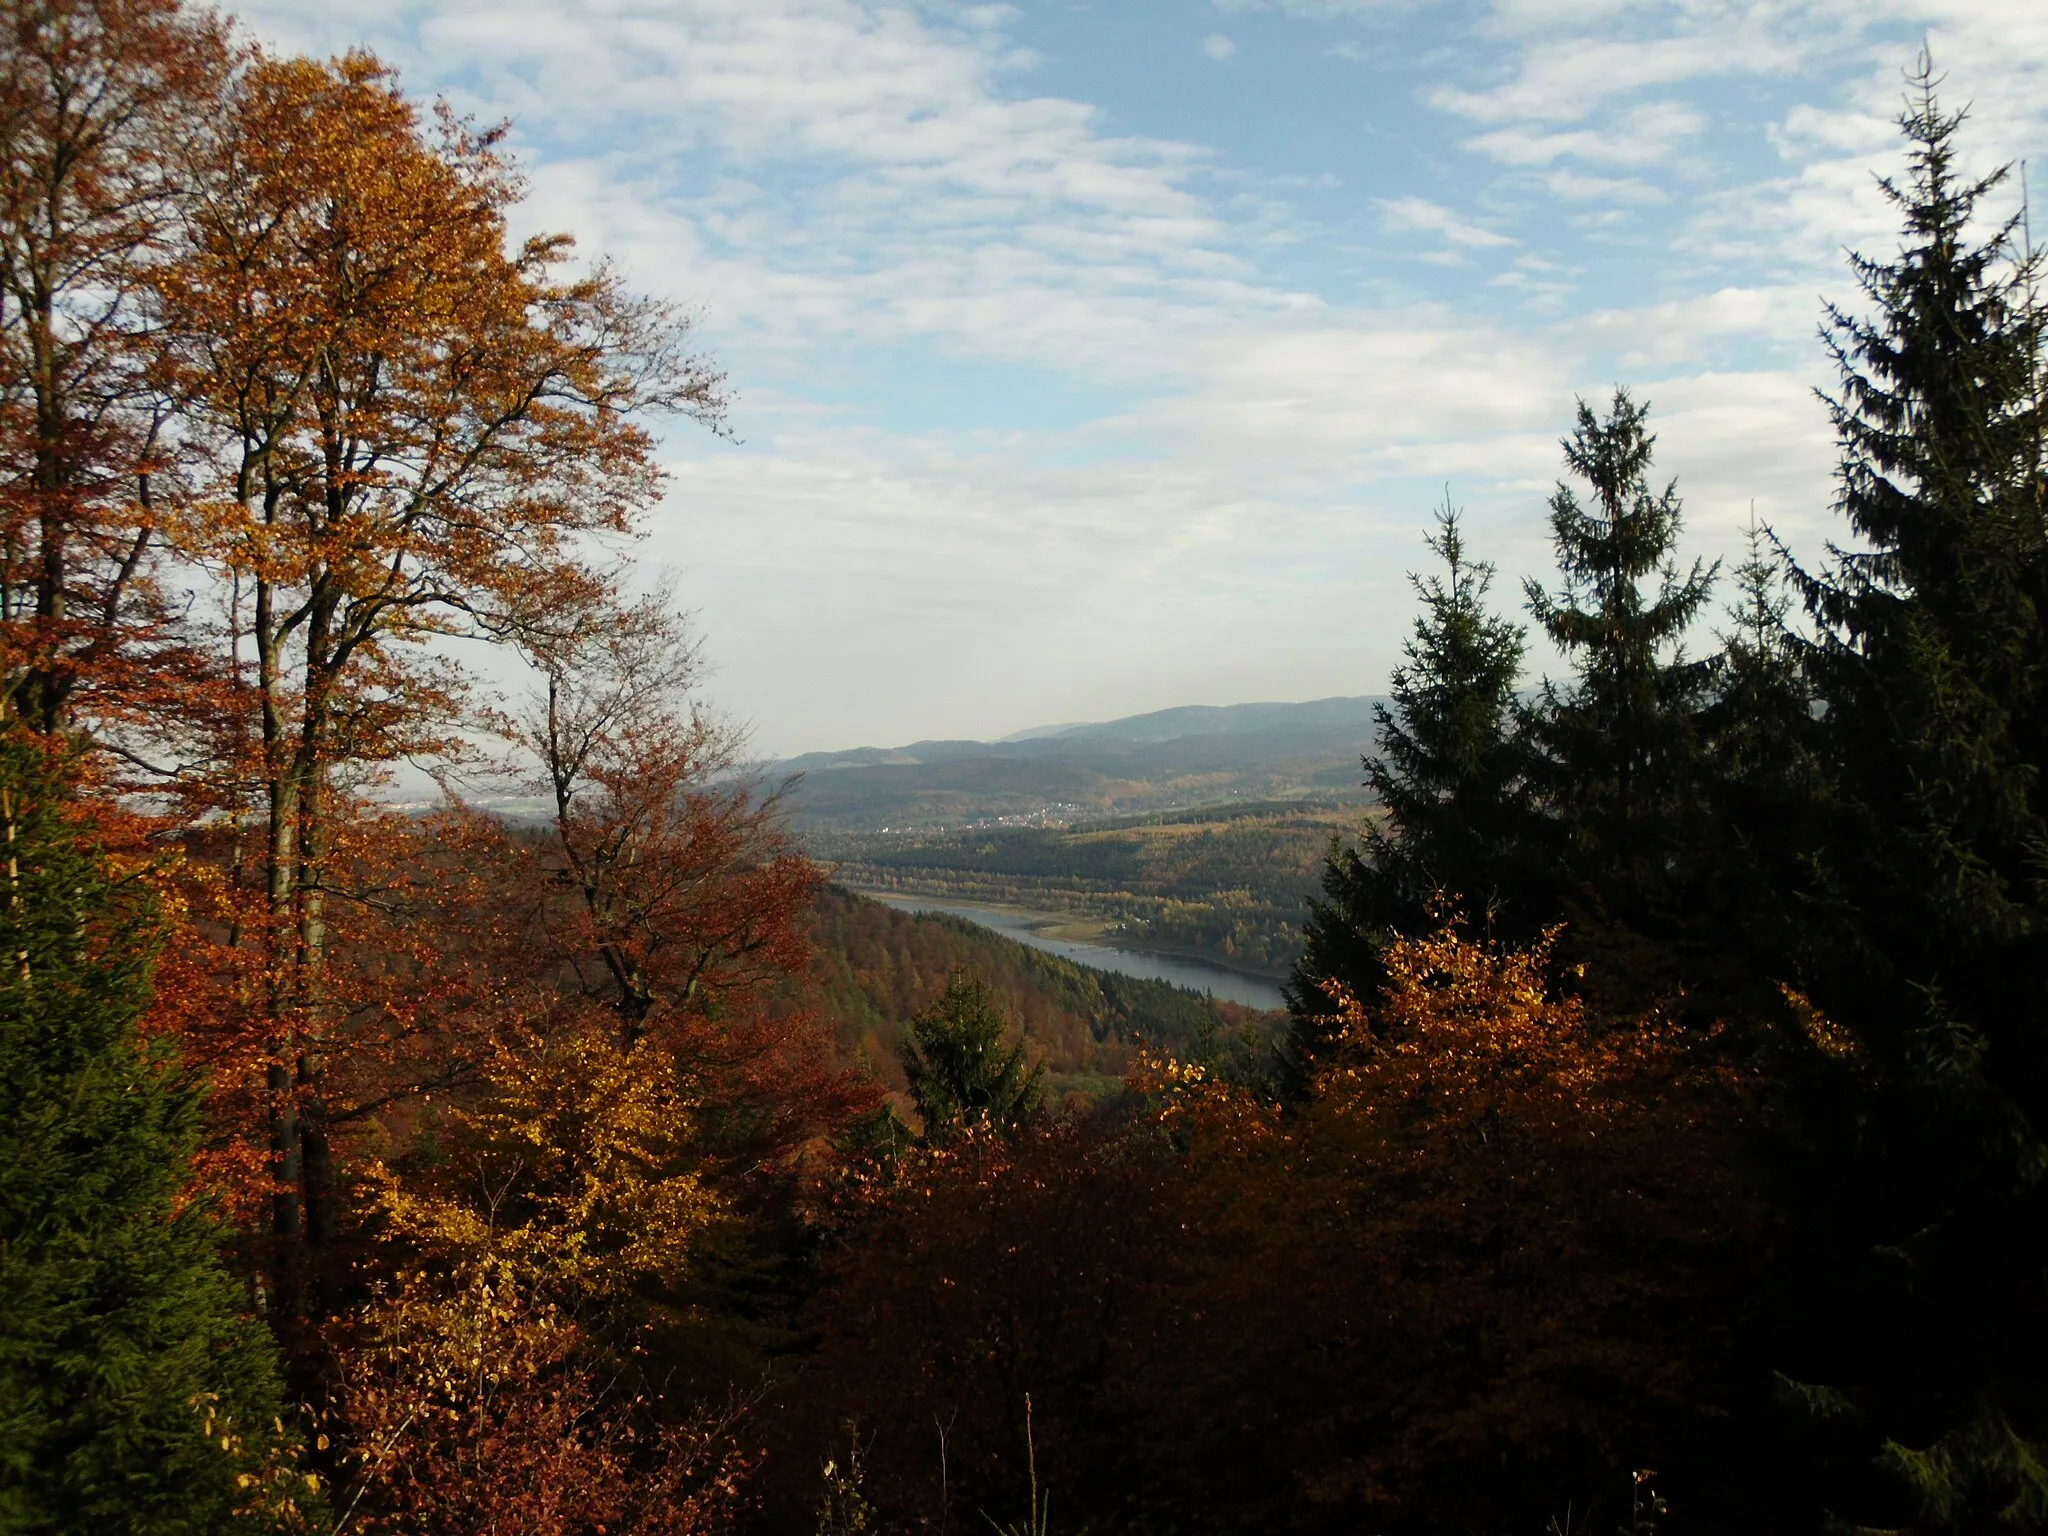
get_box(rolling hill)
[775,695,1386,831]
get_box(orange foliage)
[140,44,729,1269]
[0,0,234,746]
[330,1268,751,1536]
[1136,921,1764,1521]
[798,920,1767,1533]
[0,11,868,1526]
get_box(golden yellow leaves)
[370,1025,726,1304]
[190,1390,318,1529]
[1782,984,1862,1063]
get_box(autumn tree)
[327,1024,753,1534]
[525,600,810,1034]
[1116,925,1765,1532]
[156,50,725,1279]
[0,733,309,1533]
[330,1273,751,1536]
[0,0,229,741]
[517,596,870,1166]
[315,597,875,1526]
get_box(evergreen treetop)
[1773,57,2048,1533]
[1525,389,1717,915]
[1286,499,1530,1094]
[1366,497,1531,926]
[899,975,1044,1144]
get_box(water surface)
[856,891,1288,1011]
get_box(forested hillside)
[801,886,1273,1106]
[776,699,1381,831]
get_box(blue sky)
[233,0,2047,755]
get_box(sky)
[229,0,2048,756]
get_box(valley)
[850,889,1290,1008]
[809,799,1359,980]
[779,696,1383,982]
[798,885,1279,1110]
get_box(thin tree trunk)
[255,573,304,1259]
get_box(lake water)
[856,891,1290,1011]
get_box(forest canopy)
[0,9,2043,1536]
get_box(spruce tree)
[1285,500,1529,1091]
[0,738,305,1534]
[1708,516,1814,800]
[1690,517,1824,1015]
[900,976,1044,1144]
[1775,60,2048,1532]
[1524,389,1716,970]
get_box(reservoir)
[856,891,1290,1011]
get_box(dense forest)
[2,6,2046,1535]
[815,802,1344,974]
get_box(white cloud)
[230,0,1311,378]
[1213,0,1406,14]
[1201,33,1238,60]
[1584,286,1815,370]
[1376,194,1516,248]
[1540,168,1666,203]
[1463,101,1706,167]
[1105,317,1569,462]
[1430,28,1800,128]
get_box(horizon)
[227,0,2048,759]
[786,691,1385,758]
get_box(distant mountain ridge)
[776,696,1386,832]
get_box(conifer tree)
[0,736,304,1534]
[900,976,1043,1144]
[1708,517,1813,798]
[1689,517,1822,1013]
[1524,389,1716,954]
[1777,59,2048,1532]
[1286,501,1529,1091]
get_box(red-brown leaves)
[0,0,232,737]
[800,921,1768,1533]
[330,1271,752,1536]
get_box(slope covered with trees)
[804,885,1274,1106]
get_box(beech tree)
[157,51,725,1277]
[0,0,228,738]
[516,596,870,1176]
[525,599,815,1038]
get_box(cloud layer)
[227,0,2047,751]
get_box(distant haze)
[776,696,1387,833]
